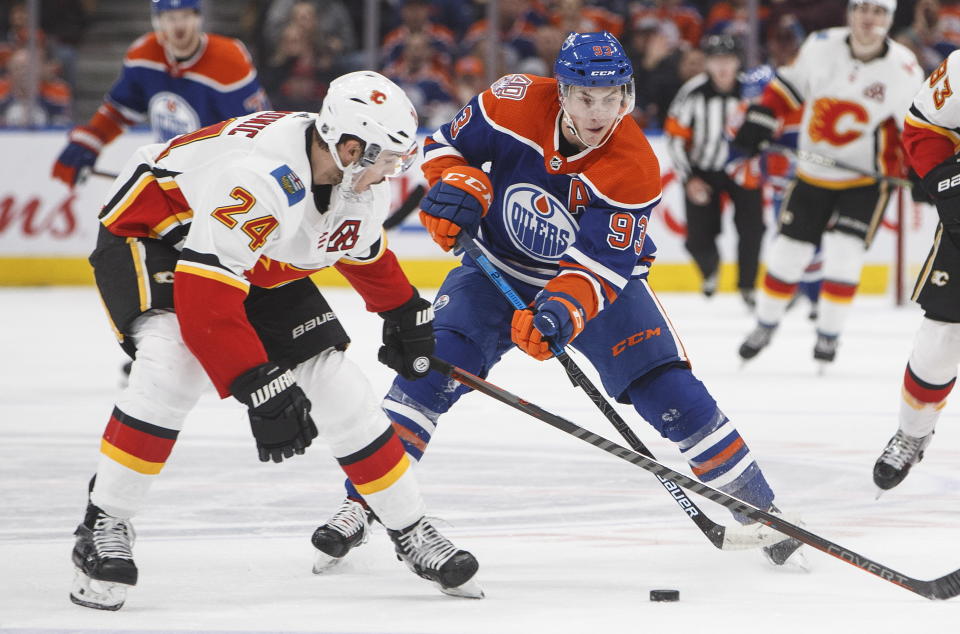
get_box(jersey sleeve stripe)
[564,246,629,289]
[558,262,617,304]
[770,74,803,109]
[103,98,143,124]
[174,261,249,293]
[182,68,258,93]
[578,173,662,210]
[477,90,545,156]
[905,111,960,146]
[100,169,155,228]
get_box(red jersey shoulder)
[582,118,661,208]
[479,75,559,146]
[189,34,257,86]
[124,32,165,65]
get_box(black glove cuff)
[922,156,960,202]
[379,289,433,326]
[230,362,295,412]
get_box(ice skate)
[873,429,933,493]
[70,504,137,610]
[759,507,809,572]
[388,517,483,599]
[311,497,373,573]
[738,323,776,362]
[702,272,719,298]
[813,332,838,372]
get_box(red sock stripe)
[904,364,956,404]
[337,428,406,485]
[763,273,798,297]
[102,407,178,463]
[821,280,858,300]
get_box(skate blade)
[437,578,485,599]
[312,551,346,575]
[874,487,887,500]
[70,569,128,610]
[816,362,829,376]
[722,521,793,550]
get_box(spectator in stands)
[0,1,46,71]
[629,17,688,128]
[896,0,956,73]
[462,0,544,64]
[940,0,960,47]
[383,30,456,129]
[382,0,455,67]
[705,0,768,40]
[451,55,486,107]
[39,0,92,90]
[766,0,849,37]
[629,0,703,47]
[517,23,566,75]
[263,0,357,66]
[262,21,341,111]
[0,46,71,127]
[550,0,624,37]
[765,14,805,67]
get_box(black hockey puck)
[650,589,680,602]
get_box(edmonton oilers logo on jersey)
[503,183,576,262]
[148,92,201,142]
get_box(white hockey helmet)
[315,71,419,178]
[849,0,896,14]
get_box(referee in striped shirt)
[665,34,764,308]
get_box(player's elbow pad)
[922,155,960,245]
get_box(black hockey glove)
[231,362,318,463]
[378,291,435,380]
[909,167,932,204]
[922,155,960,248]
[731,104,778,157]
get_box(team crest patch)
[433,294,450,311]
[550,156,563,170]
[502,183,577,262]
[270,165,306,206]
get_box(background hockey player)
[69,72,480,611]
[873,49,960,491]
[51,0,269,187]
[733,0,923,366]
[308,31,806,573]
[665,34,765,308]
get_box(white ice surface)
[1,287,958,633]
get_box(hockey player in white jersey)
[69,71,481,611]
[873,50,960,489]
[732,0,923,366]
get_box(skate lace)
[397,518,458,571]
[880,430,924,470]
[326,500,368,537]
[92,516,135,561]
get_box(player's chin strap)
[454,232,774,551]
[558,85,635,150]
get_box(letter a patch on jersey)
[270,165,306,206]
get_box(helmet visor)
[350,141,419,193]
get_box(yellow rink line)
[0,257,895,294]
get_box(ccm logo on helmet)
[371,90,387,104]
[591,70,616,76]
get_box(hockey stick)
[455,232,760,550]
[430,355,960,600]
[384,184,426,230]
[763,142,911,188]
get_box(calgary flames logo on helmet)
[807,98,868,146]
[370,90,387,104]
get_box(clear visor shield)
[345,141,419,195]
[559,81,635,148]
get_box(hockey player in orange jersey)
[52,0,269,187]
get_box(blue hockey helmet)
[151,0,201,12]
[554,31,633,88]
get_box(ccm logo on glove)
[442,170,493,207]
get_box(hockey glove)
[909,167,932,204]
[922,155,960,248]
[731,104,778,157]
[378,292,435,379]
[419,165,493,251]
[231,362,317,463]
[52,127,101,186]
[511,292,586,361]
